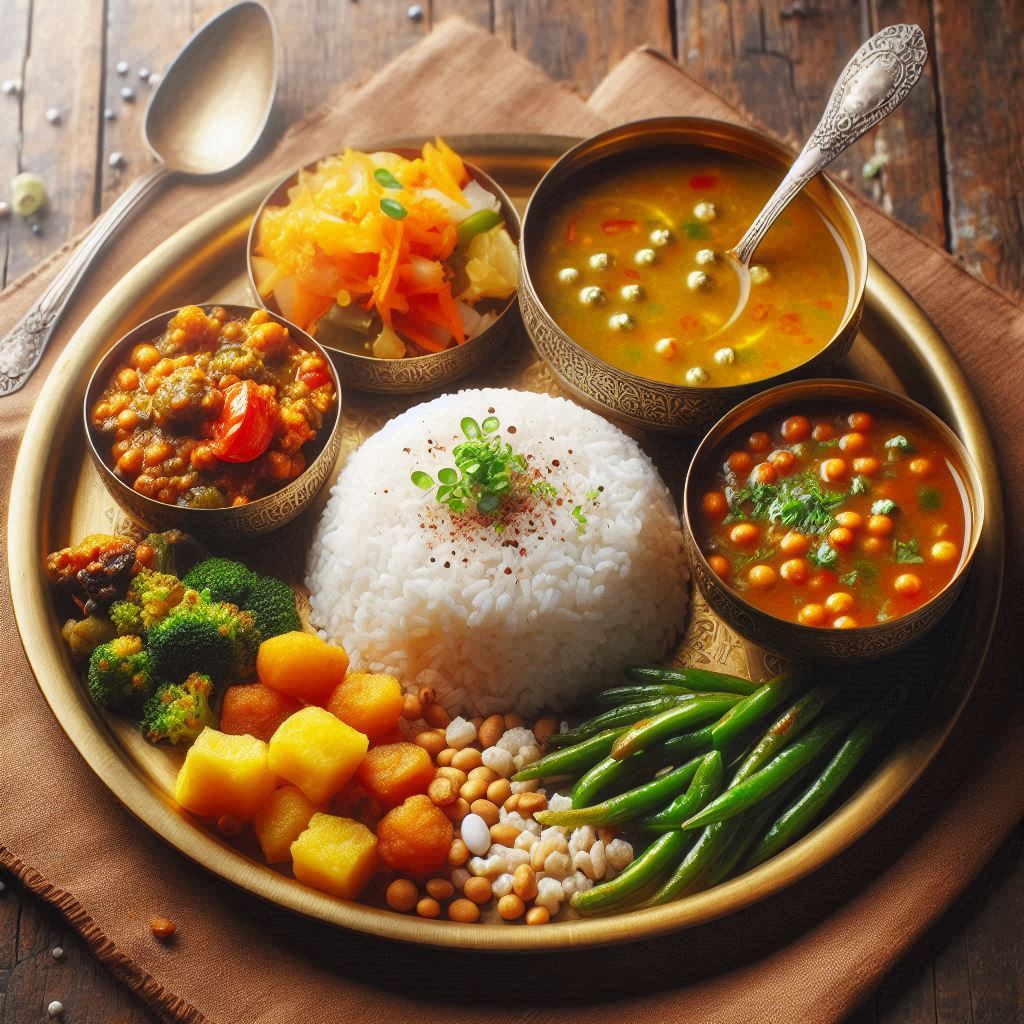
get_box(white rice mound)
[306,388,688,717]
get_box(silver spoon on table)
[717,23,928,332]
[0,1,277,397]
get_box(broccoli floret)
[183,557,253,606]
[140,673,216,745]
[244,574,301,639]
[87,635,156,710]
[61,614,118,664]
[146,590,259,686]
[183,557,299,640]
[109,568,185,635]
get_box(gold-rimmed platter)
[8,133,1004,951]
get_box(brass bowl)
[84,303,342,541]
[247,151,521,395]
[682,378,986,662]
[518,117,868,433]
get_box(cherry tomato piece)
[213,380,274,463]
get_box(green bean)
[746,693,904,868]
[709,671,802,751]
[626,665,760,695]
[590,684,695,707]
[638,751,726,830]
[511,727,626,782]
[545,696,691,748]
[611,693,743,760]
[538,751,719,829]
[643,818,742,905]
[573,831,688,915]
[684,708,860,830]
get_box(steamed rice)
[306,388,688,716]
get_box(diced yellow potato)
[268,706,368,803]
[252,784,325,864]
[290,813,379,900]
[174,728,277,820]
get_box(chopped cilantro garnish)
[885,435,913,460]
[726,470,845,536]
[682,220,709,240]
[893,538,924,564]
[918,487,942,511]
[734,545,776,573]
[871,498,898,516]
[850,475,870,496]
[808,541,838,569]
[876,599,893,622]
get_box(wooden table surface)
[1,2,1021,1021]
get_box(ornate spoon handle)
[730,23,928,267]
[0,164,171,397]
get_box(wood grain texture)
[933,0,1024,295]
[1,1,1023,1021]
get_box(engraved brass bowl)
[682,378,986,662]
[518,117,868,433]
[83,303,342,541]
[247,151,521,395]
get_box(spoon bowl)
[145,1,277,175]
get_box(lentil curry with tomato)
[695,406,970,629]
[90,306,336,508]
[533,149,852,387]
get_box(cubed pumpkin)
[376,795,452,877]
[256,631,348,705]
[174,727,277,820]
[291,813,379,900]
[220,683,302,743]
[268,706,368,803]
[355,742,435,808]
[252,784,325,864]
[325,672,404,740]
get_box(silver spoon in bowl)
[717,23,928,332]
[0,1,277,396]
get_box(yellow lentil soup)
[533,149,853,387]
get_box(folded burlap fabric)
[1,20,1020,1024]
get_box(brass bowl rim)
[82,302,342,522]
[245,147,521,368]
[518,115,868,399]
[682,376,987,643]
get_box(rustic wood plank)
[673,0,946,245]
[930,907,975,1024]
[2,875,156,1024]
[97,2,193,212]
[874,932,937,1024]
[0,0,31,289]
[932,0,1024,296]
[494,0,673,93]
[6,0,105,281]
[431,0,494,31]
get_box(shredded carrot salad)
[255,139,513,355]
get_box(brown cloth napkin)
[2,20,1021,1024]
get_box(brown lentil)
[498,894,526,920]
[462,876,493,905]
[216,815,242,837]
[470,799,501,827]
[504,713,525,730]
[435,747,457,767]
[417,685,437,707]
[504,794,522,812]
[517,792,548,816]
[525,906,550,925]
[478,714,505,748]
[490,823,520,846]
[459,779,488,803]
[447,839,470,867]
[416,897,441,919]
[487,779,512,805]
[435,767,468,788]
[425,878,455,901]
[467,765,498,784]
[402,694,425,721]
[448,898,481,923]
[386,879,418,913]
[442,798,471,824]
[512,864,538,901]
[427,777,458,807]
[451,747,483,772]
[424,703,451,728]
[533,715,559,743]
[149,916,177,939]
[413,728,446,758]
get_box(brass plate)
[8,134,1004,951]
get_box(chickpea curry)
[90,306,336,508]
[696,406,970,629]
[533,150,853,387]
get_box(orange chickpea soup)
[696,406,971,629]
[90,306,336,508]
